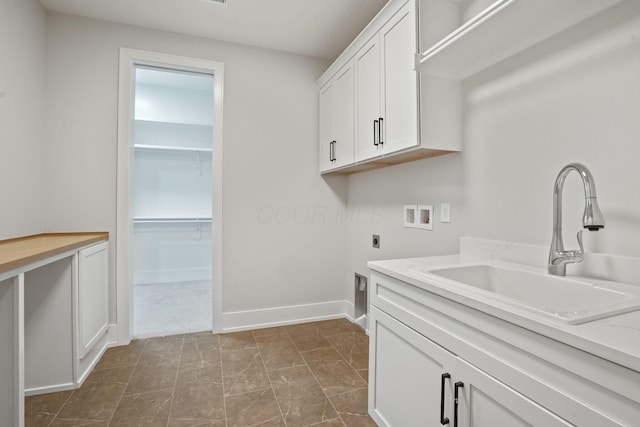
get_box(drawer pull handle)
[440,373,450,425]
[373,120,379,146]
[454,381,464,427]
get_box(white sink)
[411,264,640,324]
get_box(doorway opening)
[117,49,224,344]
[131,66,213,338]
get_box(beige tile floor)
[25,318,376,427]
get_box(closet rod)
[133,217,212,224]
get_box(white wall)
[0,0,46,239]
[342,1,640,310]
[344,154,464,311]
[463,1,640,260]
[7,0,637,332]
[43,13,346,328]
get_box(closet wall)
[132,68,214,284]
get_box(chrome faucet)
[548,163,605,276]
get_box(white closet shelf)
[133,217,212,223]
[134,118,213,128]
[134,144,213,153]
[417,0,622,80]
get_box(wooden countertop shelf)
[0,232,109,275]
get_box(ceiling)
[39,0,389,60]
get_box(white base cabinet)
[23,241,111,395]
[370,307,570,427]
[368,271,640,427]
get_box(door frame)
[116,48,224,344]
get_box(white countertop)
[368,253,640,373]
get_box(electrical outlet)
[372,234,380,249]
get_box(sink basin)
[412,264,640,324]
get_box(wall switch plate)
[440,203,451,223]
[372,234,380,248]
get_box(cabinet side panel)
[0,279,16,425]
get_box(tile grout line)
[43,387,74,427]
[219,334,229,427]
[165,334,185,427]
[295,327,348,427]
[51,339,147,426]
[252,329,289,426]
[108,338,149,425]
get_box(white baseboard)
[222,300,351,333]
[25,382,76,396]
[134,267,211,284]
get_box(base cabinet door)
[370,306,572,427]
[369,307,455,427]
[76,241,109,359]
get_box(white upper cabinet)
[380,2,418,155]
[317,0,462,175]
[333,63,355,169]
[319,62,355,172]
[355,38,382,162]
[318,81,335,172]
[356,1,418,162]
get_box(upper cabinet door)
[380,2,419,155]
[318,82,335,173]
[332,63,355,168]
[355,37,382,162]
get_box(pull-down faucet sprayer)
[548,163,605,276]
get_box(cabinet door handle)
[331,141,337,161]
[454,381,464,427]
[378,117,384,145]
[373,120,379,146]
[440,373,450,425]
[329,141,333,162]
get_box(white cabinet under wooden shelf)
[76,241,109,360]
